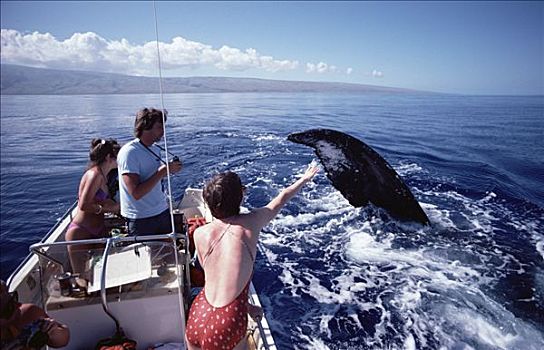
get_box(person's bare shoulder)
[237,210,268,235]
[193,224,208,242]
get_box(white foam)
[250,159,543,348]
[507,219,544,260]
[403,333,416,350]
[537,239,544,260]
[251,134,282,142]
[345,227,494,304]
[297,330,331,349]
[395,162,425,176]
[449,306,518,347]
[314,140,351,171]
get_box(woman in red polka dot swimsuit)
[186,165,319,350]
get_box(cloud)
[346,67,353,75]
[305,61,337,74]
[215,46,298,72]
[0,29,299,75]
[372,69,383,78]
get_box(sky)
[1,1,543,95]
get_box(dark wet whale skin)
[288,128,430,225]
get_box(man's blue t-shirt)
[117,138,168,219]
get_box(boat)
[5,188,277,349]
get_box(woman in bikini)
[186,165,319,350]
[66,138,121,277]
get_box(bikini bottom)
[68,222,106,238]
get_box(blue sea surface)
[1,93,543,349]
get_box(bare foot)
[75,277,88,290]
[248,304,263,322]
[71,277,88,297]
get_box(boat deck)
[6,189,276,349]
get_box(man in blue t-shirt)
[117,108,182,235]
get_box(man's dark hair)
[134,108,167,138]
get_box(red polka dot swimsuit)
[185,224,255,349]
[186,281,250,349]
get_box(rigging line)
[152,0,175,233]
[152,0,186,333]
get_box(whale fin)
[288,128,430,225]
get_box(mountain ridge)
[1,64,424,95]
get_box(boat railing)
[26,234,191,347]
[6,201,78,287]
[31,232,185,269]
[29,232,188,272]
[29,232,190,289]
[29,232,191,309]
[29,232,187,257]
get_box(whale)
[288,128,430,225]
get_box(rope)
[152,1,176,233]
[152,0,186,336]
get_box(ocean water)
[1,93,543,349]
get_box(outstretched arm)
[251,165,319,230]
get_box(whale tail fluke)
[288,128,430,225]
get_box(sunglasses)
[0,291,18,319]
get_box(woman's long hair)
[88,138,120,169]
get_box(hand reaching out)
[302,163,320,182]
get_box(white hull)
[6,189,276,350]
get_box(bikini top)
[95,188,109,202]
[201,224,255,268]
